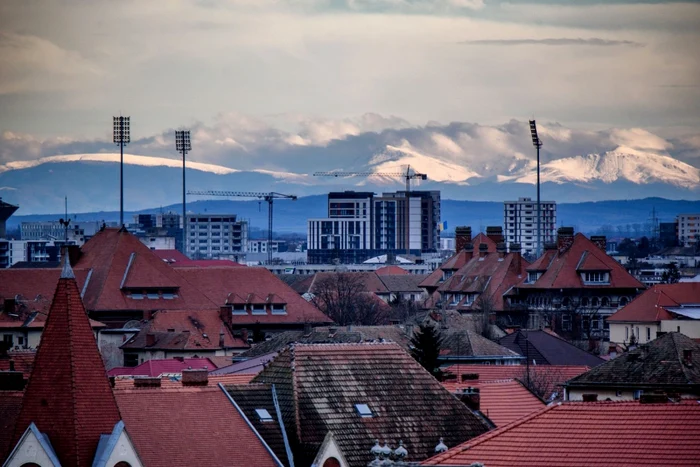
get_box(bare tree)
[517,365,565,401]
[310,273,389,325]
[473,295,497,341]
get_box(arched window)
[114,462,132,467]
[323,458,341,467]
[581,297,589,307]
[620,297,629,307]
[591,297,600,307]
[21,464,41,467]
[562,297,571,308]
[601,297,610,307]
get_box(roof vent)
[435,437,448,453]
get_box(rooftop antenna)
[175,130,192,257]
[59,196,70,243]
[113,115,131,227]
[529,120,543,258]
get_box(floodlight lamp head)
[175,130,192,152]
[112,116,131,145]
[529,119,542,148]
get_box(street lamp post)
[529,120,543,258]
[113,116,131,227]
[175,130,191,257]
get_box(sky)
[0,0,699,176]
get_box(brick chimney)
[496,242,507,260]
[66,244,82,266]
[459,387,480,411]
[557,227,575,252]
[145,333,156,347]
[182,368,209,386]
[455,226,472,252]
[590,235,607,252]
[486,226,504,244]
[219,306,232,327]
[134,377,162,388]
[509,243,522,272]
[463,243,474,260]
[478,243,488,259]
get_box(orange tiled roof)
[424,400,700,466]
[441,379,545,427]
[0,351,36,379]
[608,282,700,323]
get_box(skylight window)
[256,408,273,422]
[355,404,373,418]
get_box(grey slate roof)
[377,274,429,293]
[252,342,490,467]
[441,330,521,358]
[499,330,605,367]
[567,332,700,388]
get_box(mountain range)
[0,148,698,217]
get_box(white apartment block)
[504,197,557,257]
[678,214,700,247]
[186,214,248,260]
[247,240,286,254]
[20,220,101,246]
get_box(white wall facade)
[678,214,700,247]
[187,214,248,259]
[504,198,557,256]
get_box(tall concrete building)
[504,197,557,257]
[677,214,700,248]
[307,190,440,264]
[186,213,248,261]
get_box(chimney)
[219,331,225,348]
[478,243,488,259]
[557,227,575,252]
[496,242,507,260]
[0,371,25,391]
[145,333,156,347]
[639,393,668,404]
[590,236,607,252]
[219,306,232,327]
[455,226,472,252]
[459,387,480,411]
[544,242,557,251]
[486,226,504,244]
[241,328,249,343]
[461,373,479,382]
[683,349,693,366]
[509,243,522,272]
[134,377,162,388]
[582,394,598,402]
[463,243,474,260]
[66,244,82,266]
[182,369,209,386]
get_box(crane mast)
[187,190,297,264]
[313,165,427,192]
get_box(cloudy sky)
[0,0,699,176]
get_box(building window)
[562,314,572,331]
[355,403,373,418]
[625,326,629,340]
[232,304,247,315]
[255,408,273,422]
[619,297,629,307]
[646,327,651,341]
[271,304,287,315]
[583,272,609,284]
[3,334,13,346]
[252,304,266,315]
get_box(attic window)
[162,293,175,300]
[271,303,287,315]
[582,272,609,284]
[131,293,144,300]
[355,404,373,418]
[251,304,266,315]
[255,408,273,422]
[232,304,247,315]
[527,272,541,283]
[146,293,159,299]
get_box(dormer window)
[582,272,609,284]
[232,304,247,315]
[251,304,266,315]
[450,294,462,306]
[442,270,453,281]
[527,272,542,283]
[271,303,287,315]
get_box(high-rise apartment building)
[504,197,557,257]
[186,214,248,261]
[677,214,700,247]
[307,190,440,264]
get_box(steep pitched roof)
[12,260,121,467]
[441,379,545,427]
[424,400,700,467]
[499,330,605,367]
[378,274,429,293]
[75,228,216,312]
[566,332,700,388]
[176,266,332,325]
[121,309,248,351]
[607,282,700,323]
[519,233,644,289]
[0,268,91,315]
[445,364,591,401]
[107,357,219,377]
[0,351,36,379]
[375,265,410,276]
[226,384,291,466]
[252,343,490,467]
[441,330,521,358]
[0,391,23,461]
[115,386,281,467]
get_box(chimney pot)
[182,369,209,386]
[134,377,162,388]
[455,226,472,251]
[459,387,480,411]
[486,226,504,244]
[590,236,607,252]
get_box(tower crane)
[313,165,427,192]
[187,190,297,264]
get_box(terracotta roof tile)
[12,267,121,466]
[107,357,219,377]
[116,386,281,467]
[441,379,545,427]
[424,400,700,466]
[378,274,429,293]
[607,282,700,323]
[0,351,36,379]
[0,391,23,461]
[253,342,490,467]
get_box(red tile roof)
[607,282,700,323]
[0,391,23,461]
[13,263,121,467]
[152,249,190,264]
[445,364,591,400]
[312,271,389,294]
[441,379,545,427]
[471,233,497,252]
[375,265,409,275]
[175,259,245,267]
[112,373,255,389]
[75,228,217,312]
[518,233,644,290]
[107,357,219,377]
[177,266,332,325]
[0,351,36,379]
[115,386,280,467]
[424,400,700,466]
[121,309,248,351]
[0,268,91,315]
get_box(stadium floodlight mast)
[529,119,543,258]
[175,130,192,257]
[113,116,131,227]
